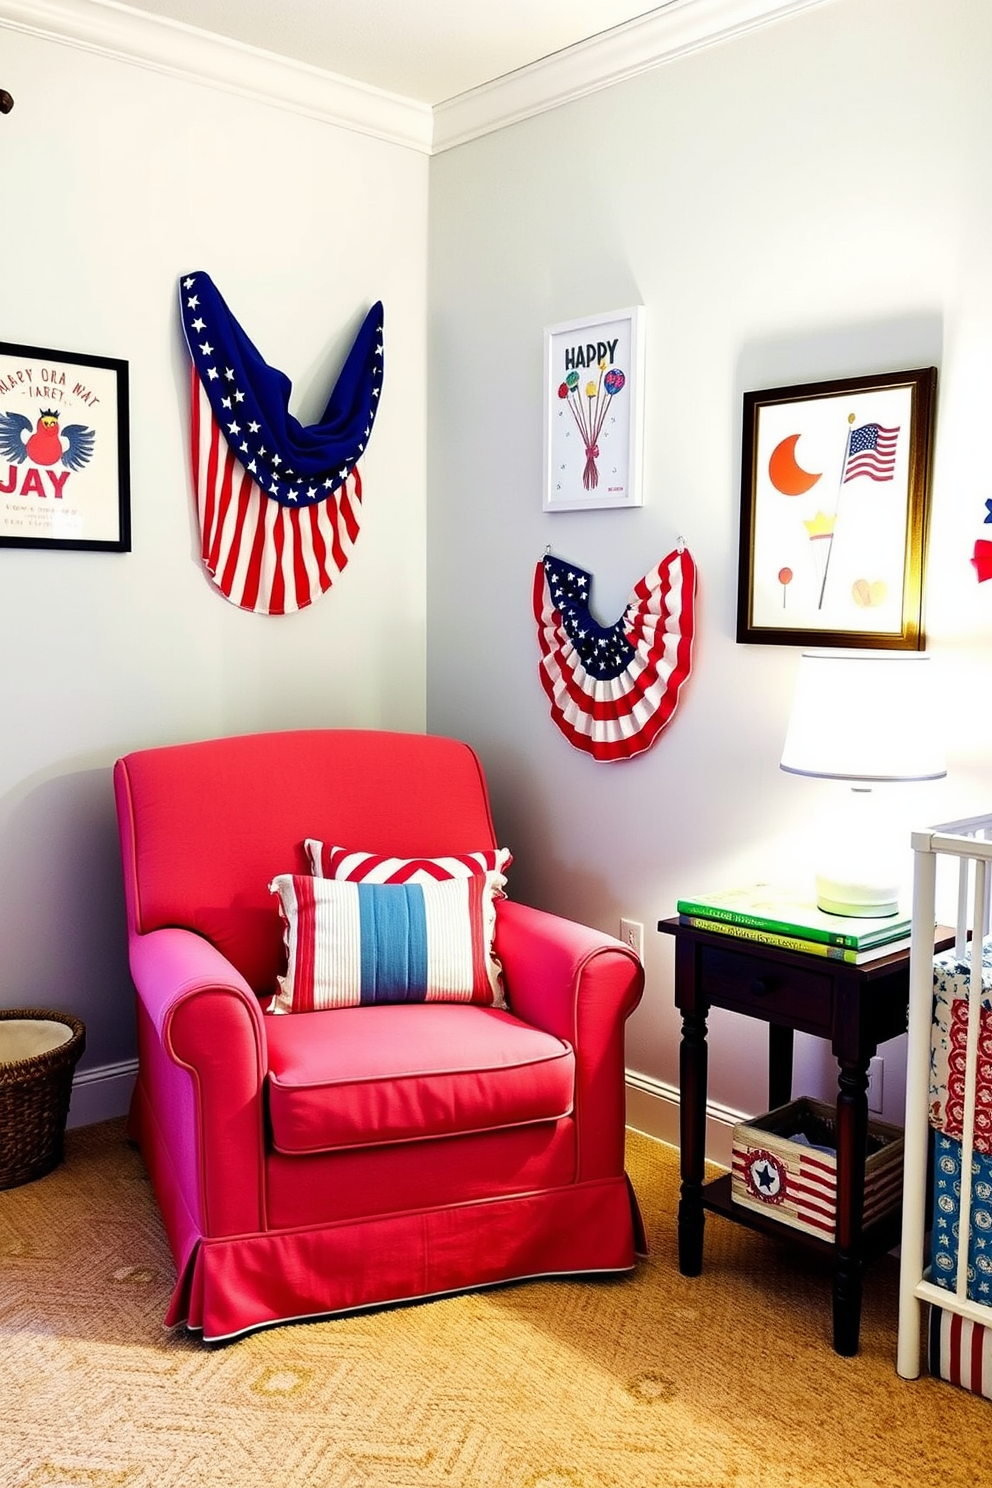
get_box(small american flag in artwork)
[842,422,899,483]
[179,271,383,615]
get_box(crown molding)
[1,0,836,156]
[0,0,434,153]
[432,0,837,152]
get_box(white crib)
[897,812,992,1385]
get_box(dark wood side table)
[657,916,952,1356]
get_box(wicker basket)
[0,1008,86,1189]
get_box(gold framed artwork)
[737,367,937,648]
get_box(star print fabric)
[180,272,383,508]
[930,1132,992,1302]
[927,937,992,1303]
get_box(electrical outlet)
[867,1056,884,1114]
[620,918,644,960]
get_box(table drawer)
[699,944,833,1034]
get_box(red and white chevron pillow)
[304,840,512,886]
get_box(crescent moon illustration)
[768,434,822,496]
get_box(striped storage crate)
[731,1096,903,1241]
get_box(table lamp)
[780,650,946,917]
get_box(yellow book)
[677,913,910,965]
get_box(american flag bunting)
[179,271,384,614]
[534,547,696,762]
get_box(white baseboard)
[68,1058,137,1129]
[625,1068,738,1170]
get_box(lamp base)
[814,869,900,919]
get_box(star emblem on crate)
[743,1147,788,1205]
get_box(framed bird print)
[0,340,131,551]
[737,367,936,648]
[543,307,645,512]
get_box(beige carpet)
[0,1121,987,1488]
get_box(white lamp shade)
[780,650,946,783]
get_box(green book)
[675,883,911,951]
[677,914,911,964]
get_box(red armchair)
[114,729,644,1340]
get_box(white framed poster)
[543,306,644,512]
[0,339,131,551]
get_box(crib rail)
[920,814,992,954]
[897,815,992,1380]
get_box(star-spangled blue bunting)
[179,271,383,509]
[542,556,636,680]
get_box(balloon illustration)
[778,566,793,608]
[558,356,628,490]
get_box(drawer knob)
[750,977,771,997]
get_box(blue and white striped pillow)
[268,873,506,1014]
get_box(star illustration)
[754,1162,777,1192]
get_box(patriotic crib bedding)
[897,815,992,1399]
[928,939,992,1318]
[929,938,992,1162]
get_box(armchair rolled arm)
[128,927,269,1237]
[129,927,263,1043]
[494,899,643,1041]
[494,900,644,1182]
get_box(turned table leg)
[678,1004,709,1276]
[833,1057,870,1355]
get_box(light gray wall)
[6,0,992,1133]
[427,0,992,1123]
[1,28,428,1082]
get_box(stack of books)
[676,883,912,964]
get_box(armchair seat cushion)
[264,1003,575,1155]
